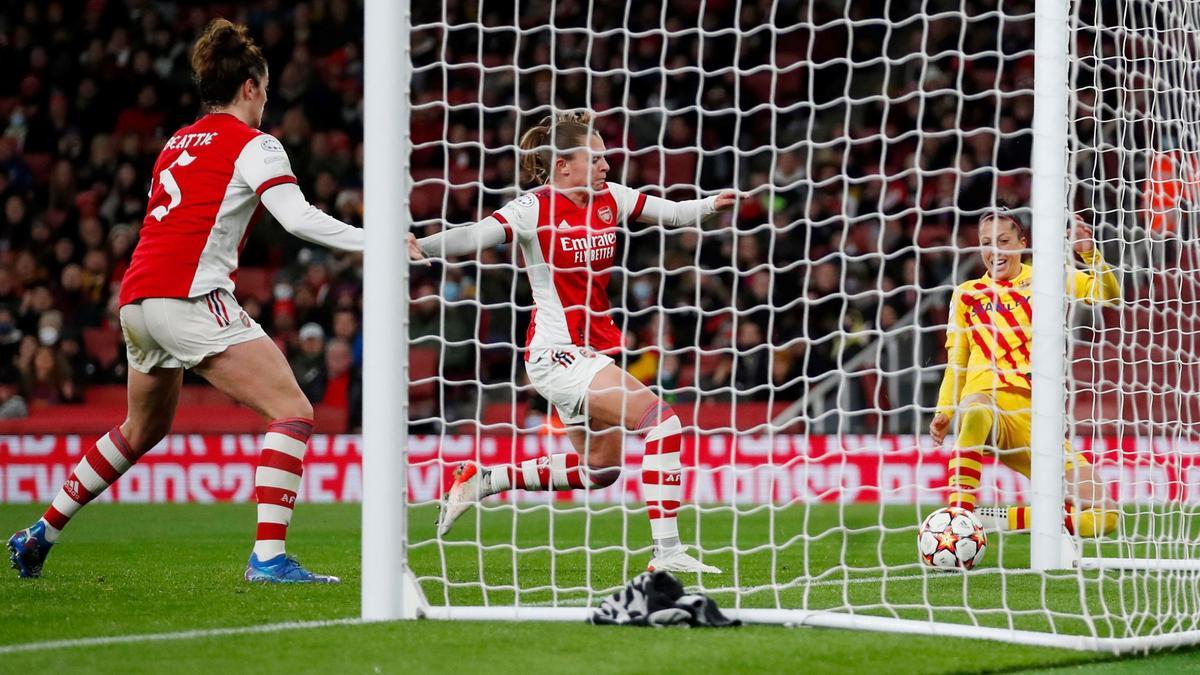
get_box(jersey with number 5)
[119,112,298,306]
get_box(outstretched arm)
[611,184,741,227]
[238,134,363,252]
[260,183,364,252]
[414,217,509,259]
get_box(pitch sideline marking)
[0,617,364,655]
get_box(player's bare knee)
[267,393,313,423]
[118,420,168,457]
[634,399,677,432]
[585,464,621,488]
[581,431,623,468]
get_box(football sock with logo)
[486,453,619,493]
[976,505,1119,537]
[39,427,144,543]
[973,505,1030,531]
[253,418,313,560]
[947,404,993,510]
[639,403,684,553]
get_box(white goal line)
[0,617,364,656]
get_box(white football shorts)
[120,289,267,372]
[525,345,614,425]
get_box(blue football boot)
[8,521,53,578]
[244,552,341,584]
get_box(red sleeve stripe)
[255,175,299,196]
[631,192,647,221]
[492,211,514,243]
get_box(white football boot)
[647,546,723,574]
[975,506,1019,532]
[437,462,491,537]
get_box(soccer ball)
[917,506,987,571]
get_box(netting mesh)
[1069,0,1200,633]
[399,0,1200,647]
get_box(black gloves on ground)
[590,570,740,628]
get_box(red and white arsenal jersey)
[491,182,648,355]
[119,113,298,306]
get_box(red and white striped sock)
[640,407,683,551]
[486,453,618,492]
[39,427,141,543]
[253,417,312,560]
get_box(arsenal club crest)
[598,205,614,224]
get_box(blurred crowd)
[0,0,1039,432]
[0,0,366,426]
[406,0,1037,429]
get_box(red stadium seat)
[85,385,127,406]
[23,152,53,185]
[409,181,447,220]
[234,267,275,304]
[314,404,349,433]
[662,151,698,187]
[408,346,440,404]
[743,71,776,104]
[82,327,122,369]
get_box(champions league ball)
[918,507,987,571]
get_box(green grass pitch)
[1,502,1198,673]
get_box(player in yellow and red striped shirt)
[929,209,1121,538]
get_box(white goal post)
[359,0,1200,652]
[362,0,414,620]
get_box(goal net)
[1069,0,1200,599]
[378,0,1200,651]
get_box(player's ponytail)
[191,19,268,108]
[519,111,597,184]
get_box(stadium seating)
[0,383,348,434]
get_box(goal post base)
[362,567,428,622]
[419,606,1200,654]
[399,566,429,620]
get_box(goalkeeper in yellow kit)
[929,209,1121,538]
